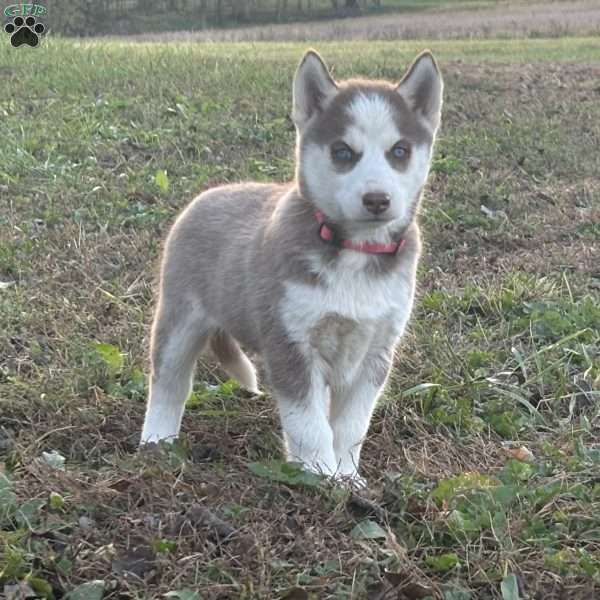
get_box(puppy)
[141,49,443,484]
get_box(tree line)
[50,0,388,35]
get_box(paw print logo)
[4,15,45,47]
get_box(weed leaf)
[432,472,497,503]
[248,461,322,487]
[49,491,65,510]
[155,169,170,193]
[16,498,45,529]
[426,552,460,572]
[26,576,55,599]
[501,574,520,600]
[0,473,17,516]
[94,342,124,375]
[65,580,105,600]
[401,382,441,397]
[443,588,473,600]
[350,519,387,540]
[165,590,202,600]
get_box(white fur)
[331,378,386,478]
[278,375,338,475]
[278,253,414,481]
[283,91,425,477]
[224,350,260,395]
[282,262,413,331]
[141,380,188,443]
[303,93,433,238]
[347,93,399,148]
[141,303,212,443]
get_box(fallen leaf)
[112,546,155,577]
[171,503,236,540]
[348,491,386,520]
[41,450,66,470]
[79,515,95,529]
[280,587,309,600]
[480,204,508,220]
[402,581,436,599]
[505,446,534,462]
[4,582,37,600]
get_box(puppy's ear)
[397,51,443,131]
[292,50,337,129]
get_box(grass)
[1,36,599,599]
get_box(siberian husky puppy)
[141,49,443,484]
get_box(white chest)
[279,258,415,379]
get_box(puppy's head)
[293,50,443,235]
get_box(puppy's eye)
[331,143,355,163]
[391,143,409,159]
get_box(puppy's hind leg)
[210,330,260,394]
[141,295,213,445]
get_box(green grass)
[1,37,599,599]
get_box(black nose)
[362,192,390,215]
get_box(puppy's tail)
[210,330,260,395]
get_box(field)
[122,1,600,42]
[52,0,506,36]
[1,34,600,600]
[87,0,507,36]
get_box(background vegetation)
[48,0,468,36]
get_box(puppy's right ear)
[292,50,337,129]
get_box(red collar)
[315,211,404,255]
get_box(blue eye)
[392,144,409,159]
[332,144,354,162]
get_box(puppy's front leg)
[330,348,394,480]
[276,373,337,476]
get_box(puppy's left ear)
[397,51,443,131]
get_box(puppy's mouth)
[357,215,396,224]
[341,215,399,238]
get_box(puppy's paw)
[239,385,263,398]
